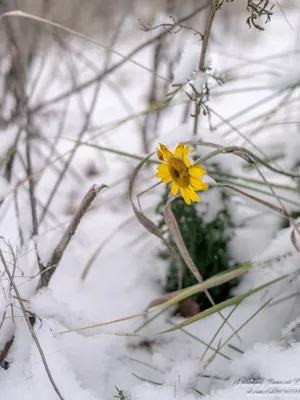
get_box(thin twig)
[193,0,218,136]
[38,15,126,225]
[22,3,210,114]
[199,0,218,71]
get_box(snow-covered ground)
[1,2,300,399]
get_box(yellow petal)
[188,187,200,202]
[157,149,164,161]
[180,187,191,205]
[175,143,184,159]
[190,177,209,190]
[171,182,179,196]
[159,143,173,161]
[156,163,169,176]
[156,172,172,182]
[162,175,172,183]
[189,164,205,177]
[156,171,165,178]
[182,146,191,167]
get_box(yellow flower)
[156,143,209,205]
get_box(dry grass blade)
[3,3,210,114]
[1,149,72,201]
[147,261,257,310]
[164,195,202,283]
[205,298,273,368]
[146,288,191,310]
[218,183,290,219]
[129,153,163,238]
[250,162,300,248]
[136,261,259,333]
[0,10,167,82]
[55,260,267,335]
[158,274,288,335]
[166,319,231,361]
[291,222,300,252]
[0,143,17,170]
[129,153,184,288]
[57,309,153,335]
[163,195,241,341]
[38,184,107,289]
[195,144,300,179]
[201,303,239,361]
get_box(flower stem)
[193,0,219,137]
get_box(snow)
[1,2,300,400]
[163,359,201,387]
[131,383,199,400]
[172,44,202,85]
[0,320,100,400]
[272,58,300,90]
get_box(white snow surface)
[172,44,202,85]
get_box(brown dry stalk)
[199,0,218,71]
[193,0,219,136]
[129,153,184,289]
[164,196,202,283]
[38,184,107,289]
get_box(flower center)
[169,158,190,188]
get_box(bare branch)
[193,0,219,137]
[26,2,210,114]
[38,184,107,289]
